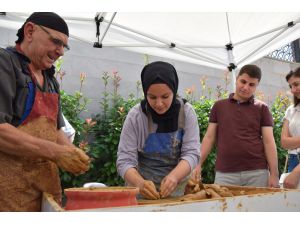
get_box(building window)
[268,43,295,62]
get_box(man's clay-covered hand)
[54,146,90,175]
[139,180,160,200]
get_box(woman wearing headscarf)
[117,61,200,199]
[281,67,300,188]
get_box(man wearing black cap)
[0,12,90,211]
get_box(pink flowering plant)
[58,62,291,187]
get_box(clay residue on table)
[138,184,283,205]
[223,185,282,196]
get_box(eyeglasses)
[38,25,70,51]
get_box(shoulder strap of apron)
[178,98,185,129]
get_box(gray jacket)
[117,102,200,179]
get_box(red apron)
[0,66,62,211]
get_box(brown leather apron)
[0,69,62,211]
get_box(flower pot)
[64,187,139,210]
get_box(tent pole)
[225,44,236,92]
[175,46,228,66]
[237,26,289,65]
[231,68,236,93]
[68,33,227,68]
[95,15,229,66]
[225,13,236,93]
[101,17,227,64]
[101,17,228,65]
[104,19,173,47]
[98,43,223,48]
[234,18,300,46]
[99,12,116,43]
[227,47,236,92]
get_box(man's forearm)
[124,167,145,188]
[169,159,191,183]
[0,122,57,160]
[264,143,279,176]
[200,123,217,166]
[200,138,214,166]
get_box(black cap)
[16,12,69,44]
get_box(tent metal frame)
[2,12,300,91]
[92,12,300,91]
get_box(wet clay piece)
[138,184,283,205]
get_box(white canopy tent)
[1,12,300,89]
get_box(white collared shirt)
[284,104,300,154]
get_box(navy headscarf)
[141,61,181,133]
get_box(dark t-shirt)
[0,47,64,129]
[209,93,274,172]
